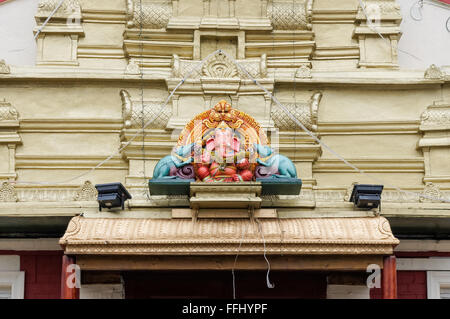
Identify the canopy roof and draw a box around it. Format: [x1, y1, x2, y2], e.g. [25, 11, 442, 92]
[60, 216, 399, 256]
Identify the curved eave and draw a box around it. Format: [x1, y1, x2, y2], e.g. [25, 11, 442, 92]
[60, 216, 399, 256]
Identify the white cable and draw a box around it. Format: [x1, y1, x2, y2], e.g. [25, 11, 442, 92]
[34, 0, 66, 40]
[10, 48, 450, 204]
[218, 49, 450, 204]
[359, 0, 425, 63]
[255, 218, 275, 289]
[231, 221, 249, 299]
[11, 49, 224, 186]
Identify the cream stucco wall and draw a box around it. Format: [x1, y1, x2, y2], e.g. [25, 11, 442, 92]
[0, 0, 448, 222]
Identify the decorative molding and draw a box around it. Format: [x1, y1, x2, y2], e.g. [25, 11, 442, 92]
[268, 0, 313, 30]
[0, 60, 10, 74]
[74, 181, 98, 201]
[295, 64, 312, 78]
[420, 102, 450, 128]
[126, 0, 172, 29]
[0, 100, 19, 121]
[171, 54, 267, 80]
[420, 182, 442, 203]
[19, 118, 123, 133]
[15, 155, 127, 169]
[120, 89, 171, 130]
[35, 0, 84, 66]
[424, 65, 444, 80]
[0, 182, 18, 202]
[271, 92, 322, 131]
[318, 121, 420, 135]
[36, 0, 81, 19]
[60, 216, 399, 255]
[125, 60, 141, 75]
[202, 53, 238, 78]
[313, 158, 424, 173]
[356, 0, 401, 20]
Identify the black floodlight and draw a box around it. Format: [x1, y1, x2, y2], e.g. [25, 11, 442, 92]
[349, 184, 383, 209]
[95, 182, 132, 211]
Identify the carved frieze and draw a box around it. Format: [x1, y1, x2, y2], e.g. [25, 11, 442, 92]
[171, 53, 268, 80]
[126, 0, 172, 29]
[120, 89, 172, 130]
[268, 0, 313, 30]
[271, 92, 322, 131]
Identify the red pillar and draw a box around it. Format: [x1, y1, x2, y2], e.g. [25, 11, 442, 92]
[60, 255, 80, 299]
[382, 255, 397, 299]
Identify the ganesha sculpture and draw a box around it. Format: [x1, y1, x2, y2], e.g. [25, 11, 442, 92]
[151, 100, 299, 184]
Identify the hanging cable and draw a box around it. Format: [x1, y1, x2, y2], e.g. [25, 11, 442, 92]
[10, 49, 450, 204]
[34, 0, 66, 40]
[359, 0, 425, 63]
[231, 221, 250, 299]
[11, 49, 224, 186]
[255, 218, 275, 289]
[217, 49, 450, 204]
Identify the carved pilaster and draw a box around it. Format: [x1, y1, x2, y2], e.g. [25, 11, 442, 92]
[354, 0, 402, 69]
[35, 0, 84, 66]
[418, 101, 450, 186]
[0, 99, 21, 181]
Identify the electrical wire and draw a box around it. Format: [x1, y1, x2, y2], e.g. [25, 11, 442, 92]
[34, 0, 66, 40]
[231, 220, 250, 299]
[255, 218, 275, 289]
[11, 47, 450, 204]
[358, 0, 425, 63]
[10, 49, 223, 186]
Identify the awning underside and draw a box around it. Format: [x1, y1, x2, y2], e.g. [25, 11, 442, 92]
[60, 216, 399, 256]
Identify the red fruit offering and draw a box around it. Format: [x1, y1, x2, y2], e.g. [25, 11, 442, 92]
[240, 169, 253, 181]
[236, 158, 250, 170]
[197, 166, 210, 179]
[224, 166, 237, 176]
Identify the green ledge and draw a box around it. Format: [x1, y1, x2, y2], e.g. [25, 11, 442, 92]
[148, 178, 302, 196]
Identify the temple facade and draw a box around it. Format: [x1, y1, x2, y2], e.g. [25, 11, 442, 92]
[0, 0, 449, 299]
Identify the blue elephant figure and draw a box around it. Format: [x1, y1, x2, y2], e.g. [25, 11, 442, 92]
[153, 142, 195, 179]
[254, 144, 297, 178]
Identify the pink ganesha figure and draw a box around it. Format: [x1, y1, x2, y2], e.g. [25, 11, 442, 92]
[198, 126, 253, 182]
[201, 127, 240, 164]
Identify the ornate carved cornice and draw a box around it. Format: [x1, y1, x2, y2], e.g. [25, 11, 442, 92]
[120, 89, 172, 130]
[420, 103, 450, 131]
[268, 0, 313, 30]
[60, 216, 399, 255]
[126, 0, 172, 29]
[270, 92, 322, 131]
[36, 0, 82, 20]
